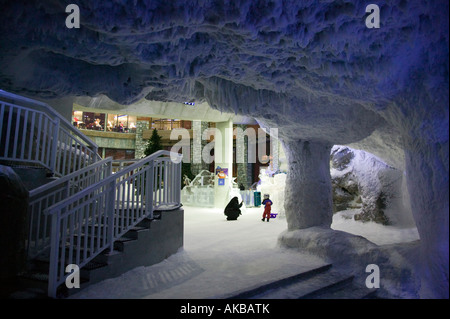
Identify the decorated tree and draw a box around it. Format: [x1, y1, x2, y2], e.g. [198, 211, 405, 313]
[144, 128, 163, 157]
[136, 129, 163, 196]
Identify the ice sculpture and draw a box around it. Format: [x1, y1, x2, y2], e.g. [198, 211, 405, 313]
[181, 170, 215, 207]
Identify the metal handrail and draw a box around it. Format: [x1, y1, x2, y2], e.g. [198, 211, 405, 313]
[0, 90, 97, 149]
[0, 90, 101, 175]
[29, 157, 113, 198]
[26, 157, 113, 259]
[45, 150, 182, 297]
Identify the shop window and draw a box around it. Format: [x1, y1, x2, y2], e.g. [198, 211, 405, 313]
[172, 120, 181, 129]
[72, 110, 83, 127]
[72, 111, 105, 130]
[151, 118, 190, 130]
[73, 110, 190, 134]
[128, 115, 137, 133]
[106, 114, 136, 133]
[181, 120, 192, 129]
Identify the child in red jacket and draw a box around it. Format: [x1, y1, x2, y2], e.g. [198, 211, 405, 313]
[261, 194, 273, 222]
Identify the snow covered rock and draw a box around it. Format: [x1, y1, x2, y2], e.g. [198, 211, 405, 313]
[330, 147, 361, 212]
[330, 145, 413, 226]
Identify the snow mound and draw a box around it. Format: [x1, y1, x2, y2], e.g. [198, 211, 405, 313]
[279, 226, 421, 298]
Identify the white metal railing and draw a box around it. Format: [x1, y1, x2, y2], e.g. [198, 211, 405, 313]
[0, 101, 58, 171]
[110, 158, 182, 208]
[153, 156, 182, 209]
[27, 157, 113, 259]
[0, 90, 100, 176]
[45, 150, 182, 297]
[54, 126, 100, 176]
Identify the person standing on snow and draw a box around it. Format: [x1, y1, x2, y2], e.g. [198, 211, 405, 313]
[261, 194, 273, 222]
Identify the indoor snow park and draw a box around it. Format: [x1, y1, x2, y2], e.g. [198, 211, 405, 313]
[0, 0, 448, 305]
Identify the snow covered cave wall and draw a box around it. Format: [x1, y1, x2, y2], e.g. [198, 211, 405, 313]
[0, 1, 448, 298]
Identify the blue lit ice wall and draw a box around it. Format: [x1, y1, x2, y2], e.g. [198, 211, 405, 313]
[0, 0, 448, 298]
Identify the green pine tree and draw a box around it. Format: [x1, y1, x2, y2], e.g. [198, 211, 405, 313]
[136, 129, 164, 197]
[144, 128, 163, 157]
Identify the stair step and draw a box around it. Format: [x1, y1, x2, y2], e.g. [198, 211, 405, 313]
[136, 217, 153, 228]
[14, 269, 88, 299]
[20, 270, 49, 283]
[35, 246, 96, 261]
[123, 226, 149, 239]
[26, 259, 107, 276]
[227, 264, 332, 299]
[296, 273, 355, 299]
[32, 229, 143, 265]
[114, 237, 136, 251]
[31, 257, 51, 272]
[15, 271, 50, 298]
[83, 260, 108, 271]
[227, 264, 374, 300]
[311, 282, 378, 299]
[85, 219, 152, 234]
[253, 270, 355, 299]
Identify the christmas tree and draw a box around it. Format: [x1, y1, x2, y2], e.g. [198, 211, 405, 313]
[144, 128, 163, 157]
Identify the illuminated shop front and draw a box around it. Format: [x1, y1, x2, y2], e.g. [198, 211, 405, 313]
[72, 110, 191, 133]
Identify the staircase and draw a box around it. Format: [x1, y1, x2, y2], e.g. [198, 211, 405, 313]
[14, 209, 183, 299]
[228, 264, 378, 299]
[15, 215, 144, 299]
[1, 90, 183, 298]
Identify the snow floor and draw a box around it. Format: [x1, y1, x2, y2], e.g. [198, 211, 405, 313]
[69, 206, 420, 299]
[331, 209, 420, 246]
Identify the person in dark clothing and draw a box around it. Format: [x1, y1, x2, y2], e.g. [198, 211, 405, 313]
[224, 196, 243, 221]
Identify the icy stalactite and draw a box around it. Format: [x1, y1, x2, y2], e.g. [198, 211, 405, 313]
[283, 140, 333, 230]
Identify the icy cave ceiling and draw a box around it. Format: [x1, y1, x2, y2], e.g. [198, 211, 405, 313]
[0, 1, 448, 150]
